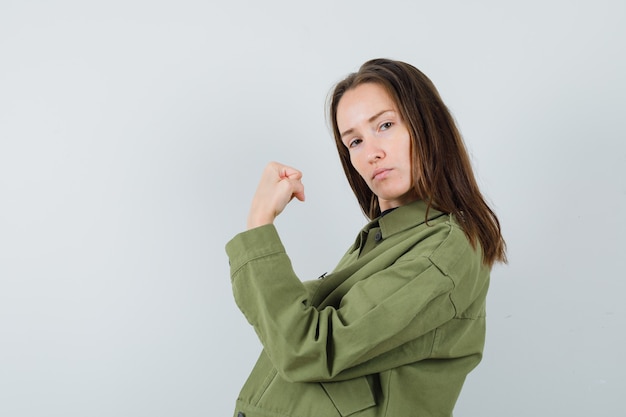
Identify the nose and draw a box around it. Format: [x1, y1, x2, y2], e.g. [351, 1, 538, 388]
[366, 140, 385, 163]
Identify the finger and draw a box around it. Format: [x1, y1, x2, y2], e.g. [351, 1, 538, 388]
[277, 177, 305, 204]
[278, 165, 302, 181]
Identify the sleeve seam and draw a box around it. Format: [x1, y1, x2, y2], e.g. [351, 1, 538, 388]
[231, 249, 285, 277]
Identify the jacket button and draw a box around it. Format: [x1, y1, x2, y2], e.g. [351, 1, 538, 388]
[374, 230, 382, 242]
[237, 413, 245, 417]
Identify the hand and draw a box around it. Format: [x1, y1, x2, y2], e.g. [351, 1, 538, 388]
[247, 162, 306, 229]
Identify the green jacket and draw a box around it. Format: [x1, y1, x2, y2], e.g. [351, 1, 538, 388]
[225, 200, 490, 417]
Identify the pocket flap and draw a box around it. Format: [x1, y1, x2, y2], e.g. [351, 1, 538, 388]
[321, 377, 376, 416]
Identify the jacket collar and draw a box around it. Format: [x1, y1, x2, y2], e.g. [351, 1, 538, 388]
[351, 200, 446, 251]
[378, 200, 446, 239]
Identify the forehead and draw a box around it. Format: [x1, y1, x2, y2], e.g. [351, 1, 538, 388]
[336, 83, 397, 127]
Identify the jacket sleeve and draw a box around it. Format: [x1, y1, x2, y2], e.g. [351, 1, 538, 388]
[225, 223, 485, 383]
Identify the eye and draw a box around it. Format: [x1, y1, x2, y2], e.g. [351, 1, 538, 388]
[348, 138, 362, 148]
[380, 122, 393, 131]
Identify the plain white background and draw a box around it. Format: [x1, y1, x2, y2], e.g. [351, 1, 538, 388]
[1, 1, 625, 416]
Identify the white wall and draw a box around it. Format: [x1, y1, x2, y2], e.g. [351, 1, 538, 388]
[1, 1, 624, 416]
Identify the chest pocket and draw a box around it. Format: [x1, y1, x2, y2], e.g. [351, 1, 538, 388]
[321, 377, 376, 416]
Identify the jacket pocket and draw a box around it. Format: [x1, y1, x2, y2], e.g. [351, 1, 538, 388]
[321, 377, 376, 416]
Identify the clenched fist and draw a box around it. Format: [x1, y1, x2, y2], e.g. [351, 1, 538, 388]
[247, 162, 306, 229]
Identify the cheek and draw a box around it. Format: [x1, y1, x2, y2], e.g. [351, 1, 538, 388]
[402, 136, 413, 169]
[349, 153, 367, 177]
[347, 150, 358, 167]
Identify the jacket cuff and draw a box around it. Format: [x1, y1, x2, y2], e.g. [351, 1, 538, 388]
[225, 224, 286, 275]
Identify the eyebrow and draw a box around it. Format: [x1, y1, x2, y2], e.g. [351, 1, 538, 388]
[340, 109, 395, 139]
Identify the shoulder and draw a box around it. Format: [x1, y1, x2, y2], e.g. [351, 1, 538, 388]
[397, 214, 484, 281]
[427, 216, 482, 272]
[424, 216, 490, 315]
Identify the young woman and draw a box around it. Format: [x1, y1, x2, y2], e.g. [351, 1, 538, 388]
[225, 58, 507, 417]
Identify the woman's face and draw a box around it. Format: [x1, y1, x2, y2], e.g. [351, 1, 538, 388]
[336, 83, 418, 211]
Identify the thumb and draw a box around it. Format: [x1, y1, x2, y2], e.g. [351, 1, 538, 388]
[290, 179, 306, 202]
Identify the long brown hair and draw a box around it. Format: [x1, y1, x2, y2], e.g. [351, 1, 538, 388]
[329, 58, 507, 266]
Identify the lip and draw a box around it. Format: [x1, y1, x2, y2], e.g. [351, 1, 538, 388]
[372, 168, 391, 180]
